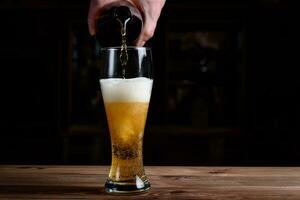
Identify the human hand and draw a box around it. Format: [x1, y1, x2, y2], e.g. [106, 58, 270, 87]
[88, 0, 165, 46]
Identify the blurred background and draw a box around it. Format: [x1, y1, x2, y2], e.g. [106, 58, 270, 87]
[0, 0, 296, 166]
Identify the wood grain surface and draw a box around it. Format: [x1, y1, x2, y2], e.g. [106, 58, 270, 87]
[0, 165, 300, 199]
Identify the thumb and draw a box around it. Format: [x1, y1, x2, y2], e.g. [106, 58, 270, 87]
[88, 2, 101, 36]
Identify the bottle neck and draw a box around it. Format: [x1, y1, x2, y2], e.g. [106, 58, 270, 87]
[95, 2, 143, 47]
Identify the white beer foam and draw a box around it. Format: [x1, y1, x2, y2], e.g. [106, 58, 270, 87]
[100, 77, 153, 102]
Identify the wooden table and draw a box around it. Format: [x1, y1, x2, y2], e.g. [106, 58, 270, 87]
[0, 166, 300, 199]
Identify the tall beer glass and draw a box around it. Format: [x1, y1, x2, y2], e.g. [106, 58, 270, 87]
[99, 47, 153, 194]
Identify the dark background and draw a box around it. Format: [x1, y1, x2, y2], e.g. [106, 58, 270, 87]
[0, 0, 296, 166]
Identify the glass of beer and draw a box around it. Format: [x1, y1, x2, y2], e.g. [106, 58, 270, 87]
[99, 47, 153, 194]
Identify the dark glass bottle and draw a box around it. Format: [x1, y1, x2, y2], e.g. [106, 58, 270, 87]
[95, 3, 143, 47]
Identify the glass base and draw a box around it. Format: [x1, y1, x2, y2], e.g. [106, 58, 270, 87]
[105, 178, 150, 194]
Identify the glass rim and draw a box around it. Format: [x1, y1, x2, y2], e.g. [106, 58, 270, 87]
[99, 46, 151, 51]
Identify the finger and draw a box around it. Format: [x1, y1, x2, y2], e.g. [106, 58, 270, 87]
[88, 3, 102, 36]
[135, 21, 156, 46]
[135, 40, 146, 47]
[88, 18, 96, 36]
[88, 3, 96, 36]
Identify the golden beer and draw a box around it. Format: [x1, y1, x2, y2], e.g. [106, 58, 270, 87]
[100, 77, 152, 193]
[105, 102, 148, 181]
